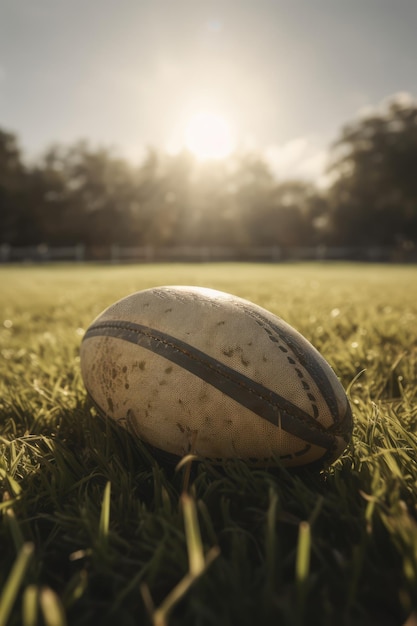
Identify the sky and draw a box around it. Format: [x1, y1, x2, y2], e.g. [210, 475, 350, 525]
[1, 0, 416, 182]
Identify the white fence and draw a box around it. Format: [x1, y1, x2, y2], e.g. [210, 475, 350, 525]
[0, 243, 414, 263]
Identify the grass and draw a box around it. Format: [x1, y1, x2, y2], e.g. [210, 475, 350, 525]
[0, 262, 417, 626]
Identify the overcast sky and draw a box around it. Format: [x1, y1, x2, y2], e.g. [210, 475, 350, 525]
[1, 0, 416, 181]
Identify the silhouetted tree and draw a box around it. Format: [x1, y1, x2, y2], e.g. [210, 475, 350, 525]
[145, 151, 195, 245]
[183, 157, 247, 246]
[58, 142, 140, 246]
[231, 154, 277, 246]
[0, 129, 27, 242]
[269, 181, 319, 247]
[19, 145, 73, 245]
[326, 96, 417, 247]
[232, 155, 320, 248]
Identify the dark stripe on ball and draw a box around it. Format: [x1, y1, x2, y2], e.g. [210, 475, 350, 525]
[83, 320, 335, 450]
[236, 304, 341, 424]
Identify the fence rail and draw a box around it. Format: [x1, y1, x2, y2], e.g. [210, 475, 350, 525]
[0, 243, 415, 263]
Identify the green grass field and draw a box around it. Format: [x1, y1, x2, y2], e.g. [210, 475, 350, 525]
[1, 263, 417, 626]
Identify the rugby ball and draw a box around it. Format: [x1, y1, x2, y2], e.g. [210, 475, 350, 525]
[80, 286, 352, 468]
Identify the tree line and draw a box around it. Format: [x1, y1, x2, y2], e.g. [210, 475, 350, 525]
[1, 96, 416, 253]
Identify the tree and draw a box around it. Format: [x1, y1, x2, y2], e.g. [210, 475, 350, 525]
[19, 144, 72, 245]
[23, 141, 148, 247]
[326, 96, 417, 247]
[231, 154, 321, 248]
[141, 150, 195, 246]
[0, 129, 331, 251]
[0, 128, 26, 243]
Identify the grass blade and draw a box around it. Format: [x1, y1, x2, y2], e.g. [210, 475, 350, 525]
[98, 481, 111, 544]
[0, 542, 34, 626]
[6, 508, 25, 552]
[148, 494, 220, 626]
[296, 520, 311, 621]
[22, 585, 39, 626]
[265, 489, 279, 590]
[182, 493, 204, 576]
[296, 521, 311, 585]
[39, 587, 67, 626]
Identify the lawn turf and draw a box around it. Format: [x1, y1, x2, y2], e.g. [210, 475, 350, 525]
[0, 262, 417, 626]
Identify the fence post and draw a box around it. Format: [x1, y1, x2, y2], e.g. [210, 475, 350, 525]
[272, 246, 281, 262]
[145, 245, 154, 262]
[0, 244, 11, 262]
[111, 244, 120, 264]
[75, 244, 85, 262]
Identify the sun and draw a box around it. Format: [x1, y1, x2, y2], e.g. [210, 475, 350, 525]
[185, 111, 234, 160]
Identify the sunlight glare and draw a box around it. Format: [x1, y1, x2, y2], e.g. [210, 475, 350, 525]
[185, 112, 234, 160]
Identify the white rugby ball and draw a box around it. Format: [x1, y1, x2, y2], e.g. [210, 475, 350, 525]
[80, 286, 352, 468]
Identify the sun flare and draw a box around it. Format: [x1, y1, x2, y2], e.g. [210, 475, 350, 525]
[185, 111, 234, 160]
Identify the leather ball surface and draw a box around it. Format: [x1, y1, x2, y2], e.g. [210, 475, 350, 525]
[80, 286, 353, 467]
